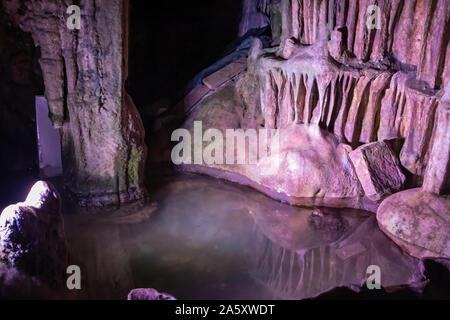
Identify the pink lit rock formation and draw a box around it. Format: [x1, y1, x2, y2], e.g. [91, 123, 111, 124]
[178, 0, 449, 215]
[2, 0, 147, 206]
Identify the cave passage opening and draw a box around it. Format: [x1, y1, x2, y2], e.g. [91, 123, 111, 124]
[126, 0, 243, 182]
[0, 11, 48, 209]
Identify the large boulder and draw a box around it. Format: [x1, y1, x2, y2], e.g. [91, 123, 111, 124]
[377, 189, 450, 259]
[0, 181, 69, 288]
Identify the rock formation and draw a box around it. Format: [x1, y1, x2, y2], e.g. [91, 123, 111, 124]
[175, 0, 449, 259]
[2, 0, 147, 206]
[127, 288, 176, 300]
[177, 0, 449, 211]
[0, 181, 69, 289]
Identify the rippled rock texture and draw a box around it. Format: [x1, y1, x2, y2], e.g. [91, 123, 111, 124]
[2, 0, 147, 206]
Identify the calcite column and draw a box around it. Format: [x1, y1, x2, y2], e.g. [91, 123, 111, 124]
[3, 0, 147, 206]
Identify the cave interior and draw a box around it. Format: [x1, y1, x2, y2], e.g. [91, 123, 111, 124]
[0, 0, 448, 300]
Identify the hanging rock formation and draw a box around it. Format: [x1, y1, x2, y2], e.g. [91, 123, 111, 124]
[2, 0, 147, 206]
[178, 0, 449, 215]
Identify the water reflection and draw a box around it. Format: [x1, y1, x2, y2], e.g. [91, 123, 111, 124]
[64, 174, 418, 300]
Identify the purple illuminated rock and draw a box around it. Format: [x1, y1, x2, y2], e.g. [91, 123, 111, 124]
[127, 288, 176, 300]
[0, 181, 69, 288]
[377, 189, 450, 259]
[349, 141, 406, 201]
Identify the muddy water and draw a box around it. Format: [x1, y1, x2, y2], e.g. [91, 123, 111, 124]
[64, 174, 418, 300]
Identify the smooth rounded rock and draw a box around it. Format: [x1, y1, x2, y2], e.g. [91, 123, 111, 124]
[377, 189, 450, 259]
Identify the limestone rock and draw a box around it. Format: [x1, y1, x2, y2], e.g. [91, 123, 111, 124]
[277, 37, 300, 59]
[127, 288, 176, 300]
[0, 181, 69, 288]
[177, 0, 448, 210]
[377, 189, 450, 259]
[179, 83, 368, 210]
[3, 0, 148, 206]
[349, 141, 406, 201]
[271, 0, 449, 90]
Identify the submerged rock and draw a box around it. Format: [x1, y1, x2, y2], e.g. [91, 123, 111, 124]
[377, 189, 450, 259]
[0, 181, 69, 288]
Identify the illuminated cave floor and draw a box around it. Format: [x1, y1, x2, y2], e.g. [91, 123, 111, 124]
[64, 174, 419, 300]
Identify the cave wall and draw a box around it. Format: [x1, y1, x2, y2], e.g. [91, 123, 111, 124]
[178, 0, 448, 210]
[2, 0, 147, 206]
[255, 0, 449, 191]
[271, 0, 449, 90]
